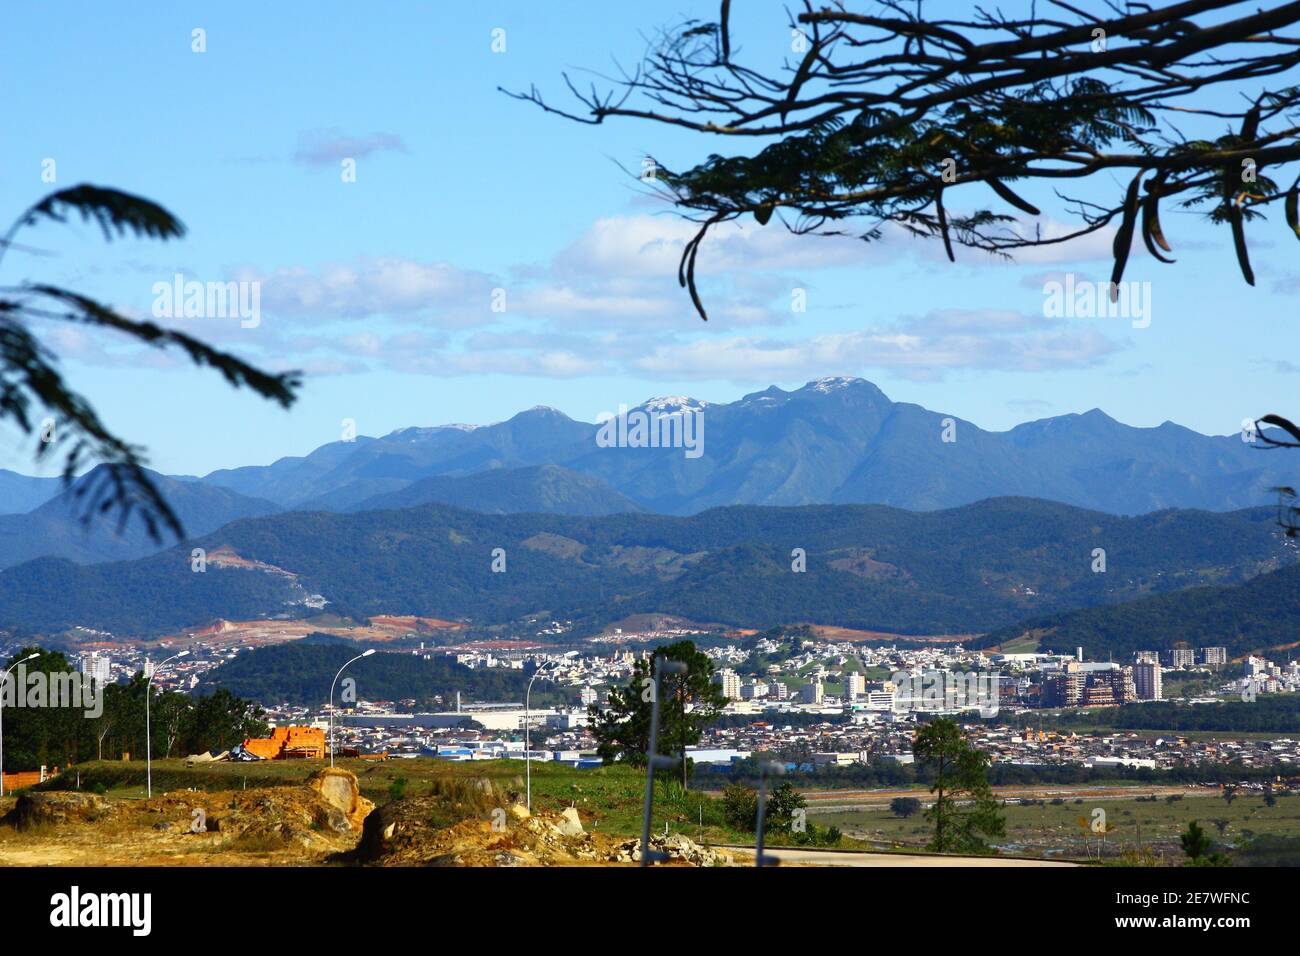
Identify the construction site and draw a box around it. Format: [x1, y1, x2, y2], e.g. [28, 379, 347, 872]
[0, 757, 745, 868]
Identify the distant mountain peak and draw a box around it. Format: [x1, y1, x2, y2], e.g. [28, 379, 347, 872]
[638, 395, 709, 413]
[516, 405, 573, 419]
[387, 426, 460, 441]
[805, 375, 868, 393]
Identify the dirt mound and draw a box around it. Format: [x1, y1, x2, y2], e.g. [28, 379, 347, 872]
[134, 784, 368, 853]
[357, 796, 617, 866]
[6, 791, 113, 830]
[0, 778, 371, 861]
[356, 787, 734, 867]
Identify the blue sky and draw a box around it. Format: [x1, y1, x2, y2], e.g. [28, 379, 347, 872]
[2, 1, 1295, 476]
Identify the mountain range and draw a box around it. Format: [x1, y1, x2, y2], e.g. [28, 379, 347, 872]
[0, 467, 278, 571]
[1, 496, 1290, 644]
[0, 378, 1294, 572]
[198, 377, 1295, 517]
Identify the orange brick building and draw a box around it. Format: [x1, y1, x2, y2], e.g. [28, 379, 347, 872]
[241, 726, 326, 760]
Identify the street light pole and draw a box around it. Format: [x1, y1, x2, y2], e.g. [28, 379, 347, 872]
[525, 659, 560, 812]
[329, 650, 375, 767]
[0, 653, 39, 798]
[146, 651, 189, 799]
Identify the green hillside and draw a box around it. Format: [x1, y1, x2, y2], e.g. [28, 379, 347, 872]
[981, 560, 1300, 659]
[0, 498, 1289, 640]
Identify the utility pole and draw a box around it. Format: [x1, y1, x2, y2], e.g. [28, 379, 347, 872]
[755, 761, 785, 868]
[639, 657, 686, 867]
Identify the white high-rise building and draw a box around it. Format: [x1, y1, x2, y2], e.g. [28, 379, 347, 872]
[78, 651, 111, 686]
[713, 668, 742, 701]
[844, 672, 866, 701]
[1201, 646, 1228, 666]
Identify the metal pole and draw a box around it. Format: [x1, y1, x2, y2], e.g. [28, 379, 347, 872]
[526, 672, 536, 811]
[639, 657, 686, 867]
[146, 651, 188, 798]
[329, 650, 374, 768]
[526, 658, 558, 812]
[756, 761, 785, 867]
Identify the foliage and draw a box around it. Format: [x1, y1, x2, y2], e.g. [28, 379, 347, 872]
[981, 563, 1300, 661]
[890, 796, 922, 818]
[1014, 694, 1300, 734]
[1180, 819, 1231, 866]
[0, 647, 265, 770]
[0, 185, 298, 539]
[913, 718, 1006, 854]
[517, 4, 1300, 320]
[587, 640, 726, 788]
[196, 640, 562, 709]
[0, 498, 1286, 640]
[721, 782, 760, 831]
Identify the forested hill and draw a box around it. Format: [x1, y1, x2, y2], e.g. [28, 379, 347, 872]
[0, 497, 1289, 640]
[979, 560, 1300, 661]
[195, 641, 553, 709]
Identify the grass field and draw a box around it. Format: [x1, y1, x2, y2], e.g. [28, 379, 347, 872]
[33, 758, 1300, 864]
[809, 788, 1300, 860]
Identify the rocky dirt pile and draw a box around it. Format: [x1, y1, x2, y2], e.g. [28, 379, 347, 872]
[609, 832, 731, 866]
[135, 768, 373, 852]
[5, 791, 115, 830]
[1, 768, 373, 860]
[355, 776, 733, 867]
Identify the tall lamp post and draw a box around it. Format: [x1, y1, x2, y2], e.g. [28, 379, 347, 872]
[0, 652, 39, 798]
[146, 650, 189, 798]
[525, 658, 561, 812]
[329, 649, 375, 767]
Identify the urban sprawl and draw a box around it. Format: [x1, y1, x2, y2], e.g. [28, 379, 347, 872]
[46, 629, 1300, 774]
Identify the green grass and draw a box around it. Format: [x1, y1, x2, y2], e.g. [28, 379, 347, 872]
[996, 633, 1041, 654]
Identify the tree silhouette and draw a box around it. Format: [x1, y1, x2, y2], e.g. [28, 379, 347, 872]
[0, 185, 299, 539]
[514, 1, 1300, 319]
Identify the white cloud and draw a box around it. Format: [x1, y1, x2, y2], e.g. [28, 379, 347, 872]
[231, 257, 497, 325]
[292, 128, 408, 166]
[626, 320, 1122, 384]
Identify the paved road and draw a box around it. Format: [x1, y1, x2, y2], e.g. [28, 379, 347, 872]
[802, 783, 1202, 812]
[721, 846, 1078, 867]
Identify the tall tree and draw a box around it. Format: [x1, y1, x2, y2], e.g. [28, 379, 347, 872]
[179, 689, 268, 755]
[588, 640, 728, 789]
[1, 647, 88, 772]
[516, 2, 1300, 319]
[913, 717, 1006, 854]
